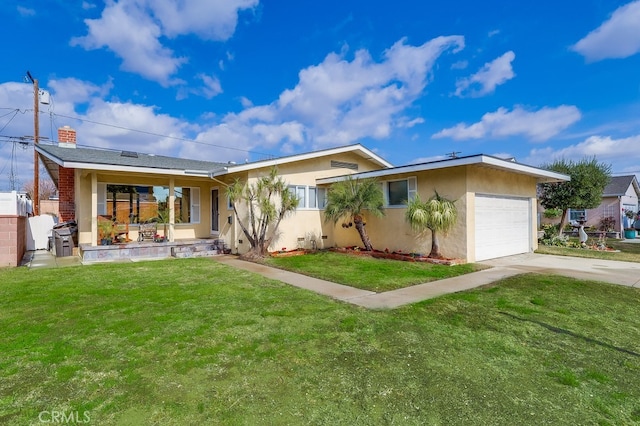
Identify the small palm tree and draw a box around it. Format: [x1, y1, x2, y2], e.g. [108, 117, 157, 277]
[324, 177, 384, 251]
[405, 191, 457, 258]
[227, 167, 299, 258]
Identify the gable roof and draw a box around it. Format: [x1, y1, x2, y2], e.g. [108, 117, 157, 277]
[603, 175, 640, 197]
[317, 154, 570, 184]
[36, 143, 392, 184]
[211, 144, 392, 176]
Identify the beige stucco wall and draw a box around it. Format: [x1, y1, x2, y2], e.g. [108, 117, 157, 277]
[220, 151, 381, 253]
[333, 165, 538, 262]
[333, 166, 469, 258]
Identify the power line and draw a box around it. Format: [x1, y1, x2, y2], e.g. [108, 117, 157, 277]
[52, 112, 276, 159]
[0, 109, 19, 134]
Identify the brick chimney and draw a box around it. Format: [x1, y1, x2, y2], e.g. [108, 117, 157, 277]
[58, 125, 77, 148]
[57, 125, 76, 222]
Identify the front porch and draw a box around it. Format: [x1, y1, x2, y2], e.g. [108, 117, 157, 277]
[79, 238, 230, 263]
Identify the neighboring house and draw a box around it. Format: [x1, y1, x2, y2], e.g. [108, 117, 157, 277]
[565, 175, 640, 233]
[36, 126, 568, 263]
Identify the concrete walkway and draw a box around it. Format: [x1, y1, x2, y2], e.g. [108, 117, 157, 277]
[22, 250, 640, 309]
[214, 253, 640, 309]
[21, 250, 83, 269]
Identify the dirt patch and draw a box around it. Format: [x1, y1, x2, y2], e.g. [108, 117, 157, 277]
[329, 247, 464, 266]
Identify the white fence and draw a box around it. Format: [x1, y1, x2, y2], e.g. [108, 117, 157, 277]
[27, 215, 57, 250]
[0, 191, 32, 217]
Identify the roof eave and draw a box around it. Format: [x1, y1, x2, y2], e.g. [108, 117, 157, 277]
[213, 144, 393, 176]
[317, 154, 570, 184]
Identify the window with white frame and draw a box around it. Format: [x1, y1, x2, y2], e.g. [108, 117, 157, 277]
[569, 208, 586, 222]
[382, 177, 417, 206]
[288, 185, 326, 209]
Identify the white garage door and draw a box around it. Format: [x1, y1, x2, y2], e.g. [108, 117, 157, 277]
[475, 195, 531, 261]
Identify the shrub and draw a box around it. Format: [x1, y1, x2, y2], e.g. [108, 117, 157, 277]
[543, 208, 562, 219]
[540, 223, 559, 240]
[599, 216, 616, 232]
[541, 234, 570, 247]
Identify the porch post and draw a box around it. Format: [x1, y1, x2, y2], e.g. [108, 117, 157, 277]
[91, 172, 98, 246]
[169, 178, 175, 242]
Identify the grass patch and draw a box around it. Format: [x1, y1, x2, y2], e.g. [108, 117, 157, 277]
[0, 259, 639, 425]
[536, 239, 640, 262]
[263, 250, 482, 292]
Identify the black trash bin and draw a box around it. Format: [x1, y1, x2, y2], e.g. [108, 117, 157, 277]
[54, 227, 74, 257]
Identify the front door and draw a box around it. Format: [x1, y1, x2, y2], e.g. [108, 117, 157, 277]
[211, 189, 219, 234]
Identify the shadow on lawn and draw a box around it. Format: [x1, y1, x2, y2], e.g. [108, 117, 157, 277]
[499, 311, 640, 358]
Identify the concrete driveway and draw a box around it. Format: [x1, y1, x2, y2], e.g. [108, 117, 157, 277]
[481, 253, 640, 288]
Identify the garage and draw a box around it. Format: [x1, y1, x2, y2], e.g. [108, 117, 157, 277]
[474, 194, 532, 261]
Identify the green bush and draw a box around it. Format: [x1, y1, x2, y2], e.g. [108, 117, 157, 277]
[543, 208, 562, 219]
[540, 223, 559, 240]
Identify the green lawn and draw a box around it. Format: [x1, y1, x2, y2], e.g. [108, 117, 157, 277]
[1, 258, 639, 425]
[264, 250, 482, 292]
[537, 239, 640, 262]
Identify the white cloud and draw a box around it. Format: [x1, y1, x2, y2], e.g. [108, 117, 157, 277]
[175, 74, 223, 100]
[239, 96, 253, 108]
[186, 36, 465, 158]
[48, 78, 110, 105]
[450, 60, 468, 70]
[71, 1, 185, 86]
[252, 122, 305, 153]
[17, 6, 35, 16]
[454, 51, 515, 97]
[398, 117, 425, 128]
[0, 36, 466, 186]
[432, 105, 581, 141]
[271, 36, 464, 147]
[197, 74, 223, 99]
[150, 0, 258, 40]
[527, 134, 640, 166]
[71, 0, 257, 85]
[572, 0, 640, 61]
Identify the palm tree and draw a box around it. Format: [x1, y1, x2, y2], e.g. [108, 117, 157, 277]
[227, 167, 299, 258]
[405, 191, 457, 258]
[324, 177, 384, 251]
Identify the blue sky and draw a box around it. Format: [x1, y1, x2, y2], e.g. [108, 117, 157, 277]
[1, 0, 640, 191]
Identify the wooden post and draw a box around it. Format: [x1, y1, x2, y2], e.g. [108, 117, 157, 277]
[33, 78, 39, 216]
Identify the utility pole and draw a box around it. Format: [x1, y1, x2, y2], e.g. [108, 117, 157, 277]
[27, 71, 39, 215]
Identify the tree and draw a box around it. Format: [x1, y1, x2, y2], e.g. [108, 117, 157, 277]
[404, 191, 458, 258]
[324, 177, 384, 251]
[22, 178, 57, 201]
[227, 167, 299, 258]
[538, 157, 611, 235]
